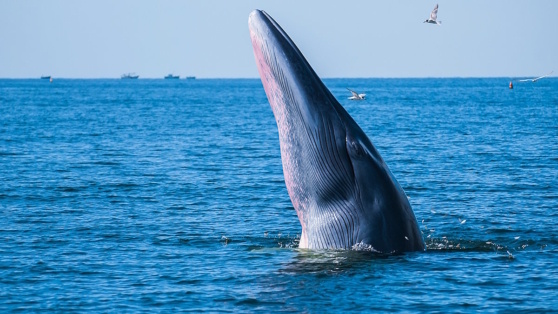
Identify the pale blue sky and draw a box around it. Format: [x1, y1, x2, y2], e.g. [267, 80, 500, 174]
[1, 1, 557, 78]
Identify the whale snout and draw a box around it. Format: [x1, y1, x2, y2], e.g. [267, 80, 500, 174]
[248, 9, 265, 25]
[248, 10, 272, 39]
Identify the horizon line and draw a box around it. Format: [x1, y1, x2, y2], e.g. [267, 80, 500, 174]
[1, 75, 555, 80]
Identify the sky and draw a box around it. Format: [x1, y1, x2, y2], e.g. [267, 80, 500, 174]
[1, 1, 557, 79]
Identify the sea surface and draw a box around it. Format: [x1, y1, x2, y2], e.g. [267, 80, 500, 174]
[1, 78, 557, 312]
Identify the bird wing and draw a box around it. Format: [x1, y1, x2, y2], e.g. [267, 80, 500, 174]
[533, 71, 554, 81]
[347, 88, 359, 98]
[519, 71, 554, 82]
[430, 4, 439, 21]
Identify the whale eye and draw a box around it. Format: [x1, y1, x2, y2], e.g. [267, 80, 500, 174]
[349, 140, 365, 157]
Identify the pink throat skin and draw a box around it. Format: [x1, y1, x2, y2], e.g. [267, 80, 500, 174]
[249, 24, 309, 247]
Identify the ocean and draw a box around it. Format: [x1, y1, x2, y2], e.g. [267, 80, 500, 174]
[1, 78, 557, 312]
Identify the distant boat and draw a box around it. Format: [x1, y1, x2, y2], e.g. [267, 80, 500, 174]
[164, 74, 180, 79]
[40, 76, 51, 80]
[185, 76, 196, 80]
[121, 73, 139, 79]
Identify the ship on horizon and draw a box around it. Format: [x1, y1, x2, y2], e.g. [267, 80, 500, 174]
[121, 73, 139, 79]
[164, 74, 180, 79]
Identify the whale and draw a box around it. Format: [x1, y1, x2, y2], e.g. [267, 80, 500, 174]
[248, 10, 425, 253]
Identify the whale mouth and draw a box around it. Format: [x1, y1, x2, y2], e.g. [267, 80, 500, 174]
[249, 10, 359, 250]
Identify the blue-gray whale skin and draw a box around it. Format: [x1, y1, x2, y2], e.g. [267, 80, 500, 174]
[249, 10, 425, 253]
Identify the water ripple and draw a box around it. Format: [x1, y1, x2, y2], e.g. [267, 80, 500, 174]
[0, 78, 557, 312]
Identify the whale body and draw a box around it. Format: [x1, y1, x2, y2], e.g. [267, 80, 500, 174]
[249, 10, 425, 253]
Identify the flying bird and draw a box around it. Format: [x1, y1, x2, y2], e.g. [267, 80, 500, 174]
[424, 4, 442, 25]
[518, 71, 554, 82]
[347, 88, 366, 100]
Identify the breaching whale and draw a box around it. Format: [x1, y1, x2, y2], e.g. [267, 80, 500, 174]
[249, 10, 425, 253]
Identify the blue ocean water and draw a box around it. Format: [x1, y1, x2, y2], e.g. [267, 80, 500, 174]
[1, 78, 557, 312]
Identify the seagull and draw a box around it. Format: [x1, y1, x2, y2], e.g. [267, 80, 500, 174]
[424, 4, 442, 25]
[518, 71, 554, 82]
[347, 88, 366, 100]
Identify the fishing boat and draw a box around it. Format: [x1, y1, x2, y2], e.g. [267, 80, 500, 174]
[121, 73, 139, 79]
[40, 76, 51, 80]
[164, 74, 180, 79]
